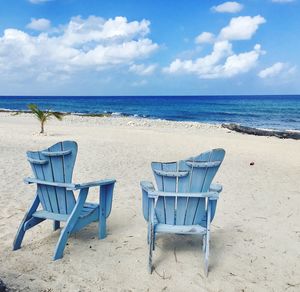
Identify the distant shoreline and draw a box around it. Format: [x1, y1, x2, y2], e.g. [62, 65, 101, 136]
[1, 110, 299, 140]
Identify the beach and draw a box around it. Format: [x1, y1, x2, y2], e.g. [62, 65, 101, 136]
[0, 112, 299, 291]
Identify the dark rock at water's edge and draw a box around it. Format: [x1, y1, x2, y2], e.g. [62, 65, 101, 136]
[0, 279, 8, 292]
[222, 123, 300, 140]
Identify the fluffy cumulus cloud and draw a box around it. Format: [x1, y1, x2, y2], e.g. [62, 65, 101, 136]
[164, 41, 232, 75]
[0, 16, 158, 80]
[164, 41, 263, 79]
[195, 32, 215, 44]
[258, 62, 296, 78]
[212, 2, 244, 13]
[165, 15, 266, 79]
[60, 16, 151, 46]
[27, 18, 51, 31]
[219, 15, 266, 41]
[222, 44, 263, 77]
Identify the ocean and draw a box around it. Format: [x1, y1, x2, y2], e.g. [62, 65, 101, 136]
[0, 95, 299, 130]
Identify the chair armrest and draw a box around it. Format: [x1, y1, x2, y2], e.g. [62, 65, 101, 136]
[68, 179, 116, 190]
[24, 177, 76, 189]
[209, 183, 222, 193]
[24, 177, 116, 191]
[148, 190, 219, 200]
[140, 181, 155, 192]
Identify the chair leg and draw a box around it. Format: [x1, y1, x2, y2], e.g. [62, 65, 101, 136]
[99, 186, 107, 239]
[204, 200, 212, 276]
[202, 234, 206, 252]
[13, 218, 28, 251]
[204, 231, 210, 277]
[53, 225, 71, 260]
[53, 221, 60, 231]
[148, 240, 153, 274]
[98, 201, 107, 239]
[148, 224, 154, 274]
[99, 215, 106, 239]
[13, 195, 40, 251]
[53, 187, 89, 260]
[152, 230, 156, 251]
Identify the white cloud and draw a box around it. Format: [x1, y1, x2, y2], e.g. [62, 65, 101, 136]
[167, 14, 266, 79]
[0, 16, 158, 81]
[272, 0, 295, 3]
[258, 62, 296, 78]
[27, 18, 51, 31]
[212, 2, 244, 13]
[29, 0, 52, 4]
[258, 62, 285, 78]
[60, 16, 150, 46]
[163, 41, 232, 75]
[221, 44, 263, 77]
[219, 15, 266, 41]
[194, 15, 265, 53]
[195, 32, 215, 44]
[163, 42, 263, 79]
[129, 63, 157, 75]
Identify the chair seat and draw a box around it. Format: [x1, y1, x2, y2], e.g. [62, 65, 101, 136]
[32, 202, 99, 221]
[155, 223, 206, 235]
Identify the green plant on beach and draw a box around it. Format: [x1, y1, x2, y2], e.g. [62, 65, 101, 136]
[27, 103, 63, 134]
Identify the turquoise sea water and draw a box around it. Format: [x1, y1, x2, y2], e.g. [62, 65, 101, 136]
[0, 95, 299, 130]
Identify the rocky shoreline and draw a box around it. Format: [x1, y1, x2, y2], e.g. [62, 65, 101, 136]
[222, 123, 300, 140]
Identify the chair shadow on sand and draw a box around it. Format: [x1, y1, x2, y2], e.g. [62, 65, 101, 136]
[150, 229, 227, 273]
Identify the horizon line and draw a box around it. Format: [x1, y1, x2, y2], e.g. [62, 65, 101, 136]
[0, 94, 300, 98]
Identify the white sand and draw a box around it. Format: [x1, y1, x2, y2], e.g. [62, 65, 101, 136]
[0, 112, 299, 292]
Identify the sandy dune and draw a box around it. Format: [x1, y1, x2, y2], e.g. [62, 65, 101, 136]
[0, 112, 299, 292]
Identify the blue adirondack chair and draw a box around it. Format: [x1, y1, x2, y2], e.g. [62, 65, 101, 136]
[13, 141, 116, 260]
[141, 148, 225, 276]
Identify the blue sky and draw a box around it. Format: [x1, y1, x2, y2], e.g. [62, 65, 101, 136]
[0, 0, 299, 95]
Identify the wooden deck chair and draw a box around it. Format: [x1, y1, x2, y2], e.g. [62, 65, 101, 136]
[141, 148, 225, 276]
[13, 141, 116, 260]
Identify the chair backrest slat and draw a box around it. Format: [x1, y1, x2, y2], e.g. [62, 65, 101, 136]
[162, 162, 177, 225]
[28, 151, 49, 211]
[61, 141, 77, 213]
[39, 149, 60, 213]
[48, 142, 67, 214]
[151, 162, 166, 223]
[176, 160, 191, 225]
[27, 141, 77, 215]
[184, 151, 211, 225]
